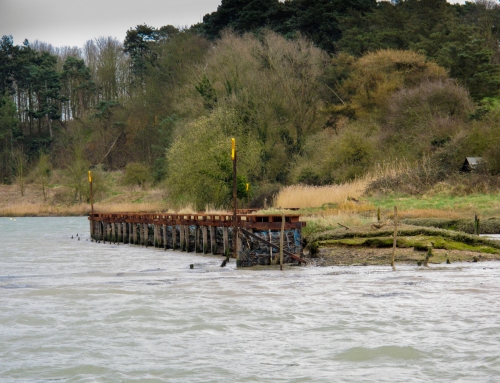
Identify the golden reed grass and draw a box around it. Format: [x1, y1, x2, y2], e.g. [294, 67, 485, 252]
[274, 179, 369, 209]
[274, 158, 426, 210]
[0, 202, 168, 217]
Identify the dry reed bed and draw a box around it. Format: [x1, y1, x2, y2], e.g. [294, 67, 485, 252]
[274, 180, 369, 209]
[0, 202, 167, 217]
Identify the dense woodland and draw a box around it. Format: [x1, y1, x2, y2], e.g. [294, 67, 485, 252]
[2, 0, 500, 209]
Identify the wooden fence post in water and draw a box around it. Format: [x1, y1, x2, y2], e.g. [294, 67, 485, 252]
[391, 206, 398, 271]
[475, 214, 480, 236]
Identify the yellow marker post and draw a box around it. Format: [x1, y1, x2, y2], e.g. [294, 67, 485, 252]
[245, 183, 249, 207]
[231, 138, 236, 161]
[231, 138, 238, 265]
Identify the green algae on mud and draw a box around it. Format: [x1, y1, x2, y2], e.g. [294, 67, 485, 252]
[305, 223, 500, 266]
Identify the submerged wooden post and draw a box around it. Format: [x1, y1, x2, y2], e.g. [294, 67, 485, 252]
[132, 223, 137, 244]
[392, 206, 398, 271]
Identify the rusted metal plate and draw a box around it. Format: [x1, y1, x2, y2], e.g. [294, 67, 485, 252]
[89, 212, 305, 230]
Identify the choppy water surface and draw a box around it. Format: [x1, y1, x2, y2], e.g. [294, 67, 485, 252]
[1, 217, 500, 382]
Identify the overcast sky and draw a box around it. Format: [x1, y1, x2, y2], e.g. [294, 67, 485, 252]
[0, 0, 222, 48]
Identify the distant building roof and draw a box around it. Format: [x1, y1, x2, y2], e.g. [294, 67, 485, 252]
[461, 157, 483, 171]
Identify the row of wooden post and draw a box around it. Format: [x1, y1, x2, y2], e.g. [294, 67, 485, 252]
[91, 221, 238, 256]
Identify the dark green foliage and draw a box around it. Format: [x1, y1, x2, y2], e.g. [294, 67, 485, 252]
[61, 57, 95, 119]
[124, 24, 180, 77]
[248, 183, 281, 208]
[336, 0, 500, 100]
[202, 0, 281, 39]
[0, 36, 16, 95]
[202, 0, 377, 53]
[152, 156, 167, 184]
[123, 162, 152, 188]
[0, 95, 18, 182]
[195, 75, 217, 109]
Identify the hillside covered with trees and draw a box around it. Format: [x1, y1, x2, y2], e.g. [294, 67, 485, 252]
[1, 0, 500, 210]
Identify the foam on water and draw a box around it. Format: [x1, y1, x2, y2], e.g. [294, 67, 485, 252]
[1, 217, 500, 382]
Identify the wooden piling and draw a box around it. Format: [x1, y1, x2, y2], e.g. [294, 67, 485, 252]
[223, 227, 229, 256]
[143, 224, 148, 247]
[202, 226, 208, 254]
[269, 230, 273, 263]
[280, 212, 285, 270]
[195, 226, 200, 253]
[172, 225, 178, 250]
[185, 225, 190, 252]
[180, 225, 185, 251]
[103, 223, 107, 243]
[117, 222, 122, 243]
[163, 225, 167, 250]
[210, 227, 216, 255]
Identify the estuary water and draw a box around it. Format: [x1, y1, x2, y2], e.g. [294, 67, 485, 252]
[1, 217, 500, 382]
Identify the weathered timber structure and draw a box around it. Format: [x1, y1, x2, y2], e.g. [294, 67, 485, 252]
[89, 212, 307, 267]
